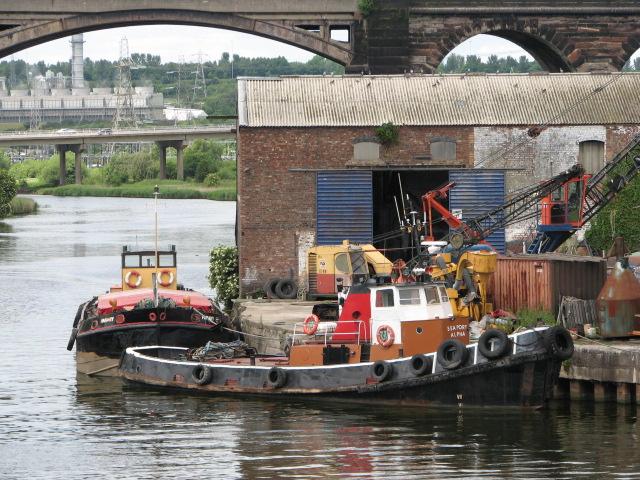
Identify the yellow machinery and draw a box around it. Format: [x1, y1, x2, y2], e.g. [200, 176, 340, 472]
[307, 240, 393, 298]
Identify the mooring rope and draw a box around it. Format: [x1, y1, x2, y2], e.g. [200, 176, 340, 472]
[572, 332, 630, 352]
[222, 326, 282, 341]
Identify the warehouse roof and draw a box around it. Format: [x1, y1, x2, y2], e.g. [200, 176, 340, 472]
[238, 73, 640, 127]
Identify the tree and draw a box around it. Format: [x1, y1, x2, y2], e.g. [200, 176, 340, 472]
[0, 170, 17, 217]
[0, 151, 10, 171]
[183, 139, 224, 180]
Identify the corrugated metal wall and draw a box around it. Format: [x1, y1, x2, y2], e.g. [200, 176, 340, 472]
[448, 170, 506, 253]
[316, 171, 373, 245]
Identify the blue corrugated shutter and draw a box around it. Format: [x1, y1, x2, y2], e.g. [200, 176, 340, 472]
[316, 171, 372, 245]
[448, 170, 506, 253]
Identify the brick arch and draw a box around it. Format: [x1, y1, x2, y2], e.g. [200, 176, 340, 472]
[0, 9, 352, 65]
[431, 21, 576, 73]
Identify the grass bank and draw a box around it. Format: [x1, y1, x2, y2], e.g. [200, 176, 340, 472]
[8, 197, 38, 216]
[35, 180, 236, 201]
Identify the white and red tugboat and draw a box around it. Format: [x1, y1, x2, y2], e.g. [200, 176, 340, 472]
[120, 278, 573, 407]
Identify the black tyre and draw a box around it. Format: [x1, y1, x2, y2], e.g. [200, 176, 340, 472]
[192, 365, 213, 385]
[264, 278, 279, 299]
[275, 279, 298, 299]
[544, 326, 574, 360]
[437, 339, 469, 370]
[409, 354, 432, 376]
[267, 367, 287, 388]
[371, 360, 393, 382]
[478, 329, 511, 359]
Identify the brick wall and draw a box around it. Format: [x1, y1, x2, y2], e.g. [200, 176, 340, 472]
[238, 125, 473, 293]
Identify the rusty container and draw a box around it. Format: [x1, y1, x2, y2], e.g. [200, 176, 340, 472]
[596, 262, 640, 338]
[490, 254, 607, 315]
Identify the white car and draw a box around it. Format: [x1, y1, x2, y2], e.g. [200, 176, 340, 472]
[56, 128, 78, 134]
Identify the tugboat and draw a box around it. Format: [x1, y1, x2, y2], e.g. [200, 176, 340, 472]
[119, 277, 574, 407]
[69, 186, 232, 377]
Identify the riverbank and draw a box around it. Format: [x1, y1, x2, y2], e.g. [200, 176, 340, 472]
[33, 179, 236, 201]
[6, 196, 38, 216]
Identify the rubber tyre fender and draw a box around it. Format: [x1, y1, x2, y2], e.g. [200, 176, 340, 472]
[192, 365, 213, 385]
[267, 366, 287, 388]
[436, 339, 469, 370]
[275, 279, 298, 299]
[544, 326, 574, 361]
[264, 278, 280, 299]
[371, 360, 393, 382]
[477, 329, 511, 359]
[66, 327, 78, 351]
[409, 354, 433, 376]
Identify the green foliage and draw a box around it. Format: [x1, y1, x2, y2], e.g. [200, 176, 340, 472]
[8, 197, 38, 216]
[38, 154, 84, 186]
[437, 53, 542, 74]
[0, 151, 10, 171]
[204, 172, 220, 187]
[586, 174, 640, 253]
[9, 158, 46, 181]
[358, 0, 376, 16]
[208, 246, 239, 311]
[375, 122, 400, 146]
[515, 309, 556, 328]
[183, 139, 224, 181]
[103, 155, 130, 186]
[0, 169, 17, 217]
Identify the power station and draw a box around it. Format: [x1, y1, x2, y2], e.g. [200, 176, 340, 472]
[0, 33, 164, 124]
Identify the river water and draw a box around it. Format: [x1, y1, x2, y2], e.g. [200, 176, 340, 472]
[0, 196, 638, 479]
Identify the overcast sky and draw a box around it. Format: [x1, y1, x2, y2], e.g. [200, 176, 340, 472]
[9, 25, 534, 64]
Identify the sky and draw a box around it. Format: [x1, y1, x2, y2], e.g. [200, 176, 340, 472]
[9, 25, 534, 64]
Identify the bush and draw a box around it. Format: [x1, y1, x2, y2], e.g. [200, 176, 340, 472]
[358, 0, 376, 16]
[0, 151, 10, 171]
[128, 152, 159, 182]
[204, 172, 220, 186]
[183, 139, 224, 180]
[375, 121, 400, 146]
[217, 161, 237, 181]
[0, 170, 17, 217]
[208, 246, 239, 311]
[9, 158, 46, 181]
[8, 197, 38, 216]
[39, 154, 81, 186]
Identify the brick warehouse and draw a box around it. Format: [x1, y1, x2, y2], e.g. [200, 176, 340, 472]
[236, 73, 640, 295]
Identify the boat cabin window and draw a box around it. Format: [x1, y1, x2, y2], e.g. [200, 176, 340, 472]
[335, 253, 350, 274]
[399, 288, 421, 305]
[424, 286, 439, 305]
[438, 287, 449, 302]
[375, 289, 395, 307]
[141, 255, 156, 267]
[158, 254, 175, 268]
[124, 255, 140, 267]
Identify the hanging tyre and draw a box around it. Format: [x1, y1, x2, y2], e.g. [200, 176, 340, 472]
[275, 279, 298, 299]
[544, 326, 574, 360]
[267, 367, 287, 388]
[264, 278, 279, 299]
[192, 365, 213, 385]
[478, 329, 511, 359]
[437, 339, 469, 370]
[371, 360, 393, 382]
[409, 354, 432, 376]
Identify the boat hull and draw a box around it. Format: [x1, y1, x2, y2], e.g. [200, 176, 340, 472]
[119, 328, 564, 408]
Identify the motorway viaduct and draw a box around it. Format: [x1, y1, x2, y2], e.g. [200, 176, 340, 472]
[1, 1, 640, 73]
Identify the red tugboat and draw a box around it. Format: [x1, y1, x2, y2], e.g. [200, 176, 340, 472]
[119, 277, 573, 407]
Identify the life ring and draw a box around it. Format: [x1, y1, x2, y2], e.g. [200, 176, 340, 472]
[478, 329, 511, 359]
[158, 270, 174, 287]
[148, 312, 157, 322]
[90, 319, 99, 330]
[303, 314, 320, 335]
[191, 312, 202, 322]
[159, 312, 167, 321]
[125, 270, 142, 289]
[436, 339, 469, 370]
[115, 314, 125, 324]
[376, 325, 395, 348]
[544, 326, 574, 360]
[267, 367, 287, 388]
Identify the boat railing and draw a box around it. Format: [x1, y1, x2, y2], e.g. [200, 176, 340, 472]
[291, 320, 365, 346]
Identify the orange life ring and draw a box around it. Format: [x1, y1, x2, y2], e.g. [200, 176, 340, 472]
[158, 270, 174, 287]
[376, 325, 395, 348]
[303, 314, 320, 335]
[125, 270, 142, 288]
[115, 314, 125, 324]
[159, 312, 167, 321]
[148, 312, 157, 322]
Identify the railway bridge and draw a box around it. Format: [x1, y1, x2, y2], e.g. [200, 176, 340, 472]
[0, 1, 639, 73]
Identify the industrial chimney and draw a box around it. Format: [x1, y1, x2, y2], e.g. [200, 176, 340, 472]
[70, 34, 85, 89]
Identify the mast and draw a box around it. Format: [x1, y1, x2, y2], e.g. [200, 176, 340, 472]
[153, 184, 159, 306]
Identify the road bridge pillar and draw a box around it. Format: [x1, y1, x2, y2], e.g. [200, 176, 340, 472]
[69, 145, 86, 184]
[56, 145, 67, 186]
[158, 144, 167, 180]
[176, 143, 185, 181]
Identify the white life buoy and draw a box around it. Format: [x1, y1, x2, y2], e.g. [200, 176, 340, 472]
[125, 270, 143, 288]
[158, 270, 175, 287]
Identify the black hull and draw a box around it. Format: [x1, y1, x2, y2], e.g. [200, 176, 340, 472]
[120, 328, 567, 408]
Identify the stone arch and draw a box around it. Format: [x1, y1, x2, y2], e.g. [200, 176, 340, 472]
[0, 10, 353, 65]
[432, 21, 575, 73]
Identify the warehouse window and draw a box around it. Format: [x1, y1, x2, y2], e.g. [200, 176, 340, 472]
[578, 140, 604, 174]
[353, 137, 380, 163]
[430, 137, 457, 161]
